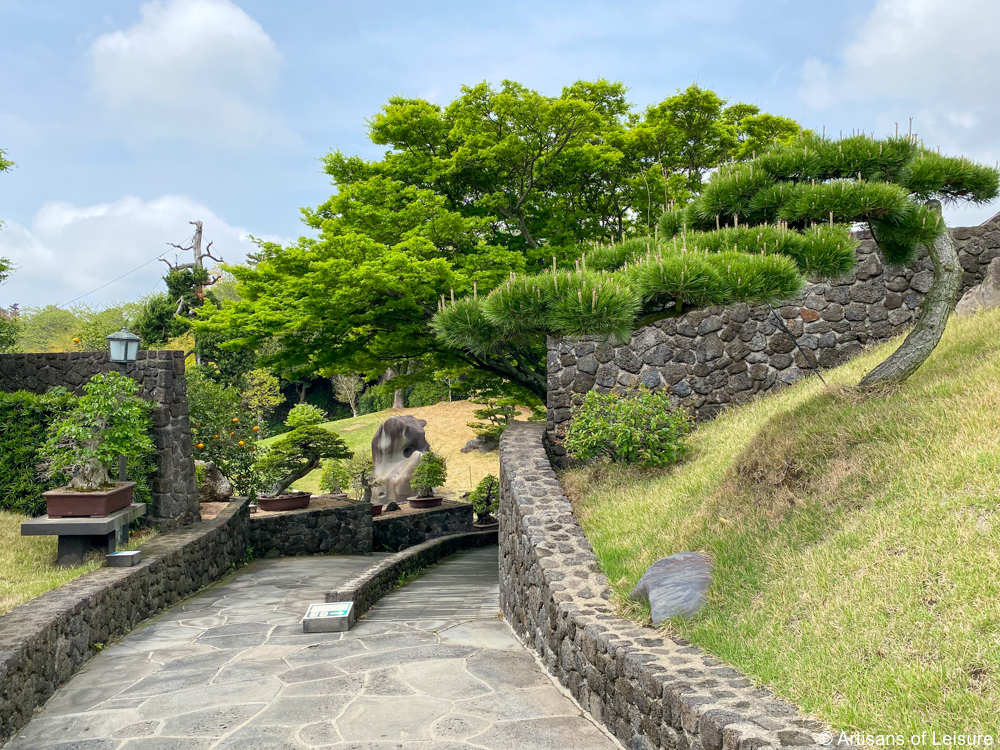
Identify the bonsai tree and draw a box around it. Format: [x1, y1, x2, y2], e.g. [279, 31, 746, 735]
[469, 474, 500, 524]
[285, 403, 327, 429]
[338, 449, 379, 502]
[319, 458, 348, 494]
[410, 451, 448, 498]
[434, 132, 999, 391]
[41, 372, 153, 491]
[255, 426, 351, 497]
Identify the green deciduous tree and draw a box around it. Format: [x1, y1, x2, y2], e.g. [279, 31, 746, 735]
[200, 81, 797, 394]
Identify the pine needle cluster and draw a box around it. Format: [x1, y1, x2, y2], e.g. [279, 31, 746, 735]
[433, 131, 998, 360]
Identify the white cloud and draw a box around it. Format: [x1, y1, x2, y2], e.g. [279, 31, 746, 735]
[0, 194, 279, 308]
[89, 0, 288, 148]
[798, 0, 1000, 225]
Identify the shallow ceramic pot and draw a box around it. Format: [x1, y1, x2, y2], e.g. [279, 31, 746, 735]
[371, 504, 384, 517]
[407, 495, 443, 509]
[43, 481, 136, 518]
[258, 492, 312, 512]
[473, 520, 499, 531]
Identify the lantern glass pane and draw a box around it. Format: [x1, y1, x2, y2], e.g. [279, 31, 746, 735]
[109, 339, 126, 363]
[126, 340, 140, 362]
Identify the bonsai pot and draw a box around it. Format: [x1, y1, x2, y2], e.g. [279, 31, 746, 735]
[371, 503, 384, 517]
[407, 495, 444, 509]
[44, 481, 136, 518]
[257, 492, 312, 512]
[473, 514, 499, 530]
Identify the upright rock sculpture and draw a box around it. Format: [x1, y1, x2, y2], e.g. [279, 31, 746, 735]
[195, 460, 233, 503]
[372, 415, 431, 504]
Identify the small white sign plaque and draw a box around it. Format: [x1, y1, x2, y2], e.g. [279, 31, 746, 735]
[303, 601, 355, 633]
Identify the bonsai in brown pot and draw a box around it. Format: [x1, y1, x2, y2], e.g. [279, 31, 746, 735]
[407, 451, 447, 509]
[255, 426, 350, 511]
[40, 372, 153, 518]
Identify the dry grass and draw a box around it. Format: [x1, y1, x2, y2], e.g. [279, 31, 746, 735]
[277, 400, 522, 496]
[0, 512, 157, 615]
[568, 308, 1000, 737]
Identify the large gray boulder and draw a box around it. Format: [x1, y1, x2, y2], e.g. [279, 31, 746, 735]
[956, 257, 1000, 316]
[372, 415, 431, 504]
[630, 551, 713, 626]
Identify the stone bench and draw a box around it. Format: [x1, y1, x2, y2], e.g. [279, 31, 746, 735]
[20, 503, 146, 566]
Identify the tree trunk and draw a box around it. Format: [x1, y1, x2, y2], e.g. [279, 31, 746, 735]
[859, 204, 960, 387]
[298, 382, 308, 404]
[393, 389, 405, 409]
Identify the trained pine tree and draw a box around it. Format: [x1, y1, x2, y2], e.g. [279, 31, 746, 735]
[433, 132, 998, 393]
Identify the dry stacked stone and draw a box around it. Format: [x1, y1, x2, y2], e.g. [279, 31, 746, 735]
[499, 422, 852, 750]
[0, 350, 198, 523]
[547, 218, 1000, 465]
[249, 499, 374, 557]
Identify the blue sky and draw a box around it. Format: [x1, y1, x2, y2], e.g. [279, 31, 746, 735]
[1, 0, 998, 307]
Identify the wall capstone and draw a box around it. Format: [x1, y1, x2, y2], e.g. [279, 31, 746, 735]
[499, 422, 851, 750]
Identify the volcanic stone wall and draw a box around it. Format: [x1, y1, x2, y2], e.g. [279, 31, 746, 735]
[373, 500, 474, 552]
[248, 499, 373, 557]
[499, 422, 845, 750]
[0, 497, 249, 746]
[0, 350, 198, 523]
[546, 216, 1000, 464]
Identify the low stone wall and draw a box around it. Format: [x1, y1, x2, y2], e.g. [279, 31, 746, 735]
[547, 217, 1000, 462]
[328, 530, 498, 617]
[0, 497, 249, 745]
[373, 500, 474, 552]
[0, 350, 198, 523]
[499, 422, 838, 750]
[248, 499, 372, 558]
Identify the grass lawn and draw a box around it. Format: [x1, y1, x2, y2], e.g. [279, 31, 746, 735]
[0, 512, 157, 616]
[564, 308, 1000, 737]
[261, 400, 515, 496]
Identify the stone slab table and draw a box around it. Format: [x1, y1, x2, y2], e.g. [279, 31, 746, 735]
[21, 502, 146, 566]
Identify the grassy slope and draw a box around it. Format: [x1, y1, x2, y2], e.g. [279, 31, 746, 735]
[262, 400, 510, 496]
[566, 309, 1000, 736]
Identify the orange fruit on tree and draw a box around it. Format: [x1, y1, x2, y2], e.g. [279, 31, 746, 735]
[232, 417, 239, 423]
[239, 441, 245, 446]
[196, 443, 205, 449]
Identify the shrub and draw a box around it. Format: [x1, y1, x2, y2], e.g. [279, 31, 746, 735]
[407, 380, 449, 407]
[469, 474, 499, 523]
[41, 372, 154, 491]
[564, 389, 691, 467]
[359, 387, 395, 414]
[319, 458, 350, 494]
[411, 451, 447, 497]
[285, 403, 328, 429]
[188, 368, 262, 495]
[0, 389, 78, 516]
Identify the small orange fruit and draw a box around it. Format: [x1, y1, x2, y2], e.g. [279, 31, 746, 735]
[196, 443, 205, 449]
[230, 431, 235, 436]
[73, 337, 80, 344]
[239, 440, 245, 446]
[252, 426, 259, 432]
[232, 417, 239, 423]
[213, 434, 220, 439]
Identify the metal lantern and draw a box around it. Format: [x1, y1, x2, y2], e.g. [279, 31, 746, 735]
[106, 327, 141, 364]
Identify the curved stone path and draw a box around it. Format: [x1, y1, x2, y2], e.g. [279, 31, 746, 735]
[6, 547, 620, 750]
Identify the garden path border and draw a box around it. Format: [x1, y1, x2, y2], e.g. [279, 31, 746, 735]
[499, 422, 849, 750]
[0, 497, 249, 746]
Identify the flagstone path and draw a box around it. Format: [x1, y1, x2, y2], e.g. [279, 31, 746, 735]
[6, 546, 619, 750]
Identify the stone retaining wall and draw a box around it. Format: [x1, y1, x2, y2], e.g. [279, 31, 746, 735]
[373, 500, 474, 552]
[0, 497, 249, 746]
[328, 530, 498, 618]
[0, 350, 198, 523]
[499, 422, 838, 750]
[248, 499, 373, 557]
[547, 217, 1000, 463]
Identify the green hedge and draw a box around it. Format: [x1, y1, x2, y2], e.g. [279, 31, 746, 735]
[0, 390, 78, 516]
[0, 389, 155, 517]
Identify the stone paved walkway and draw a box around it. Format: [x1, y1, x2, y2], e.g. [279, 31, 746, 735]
[7, 547, 620, 750]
